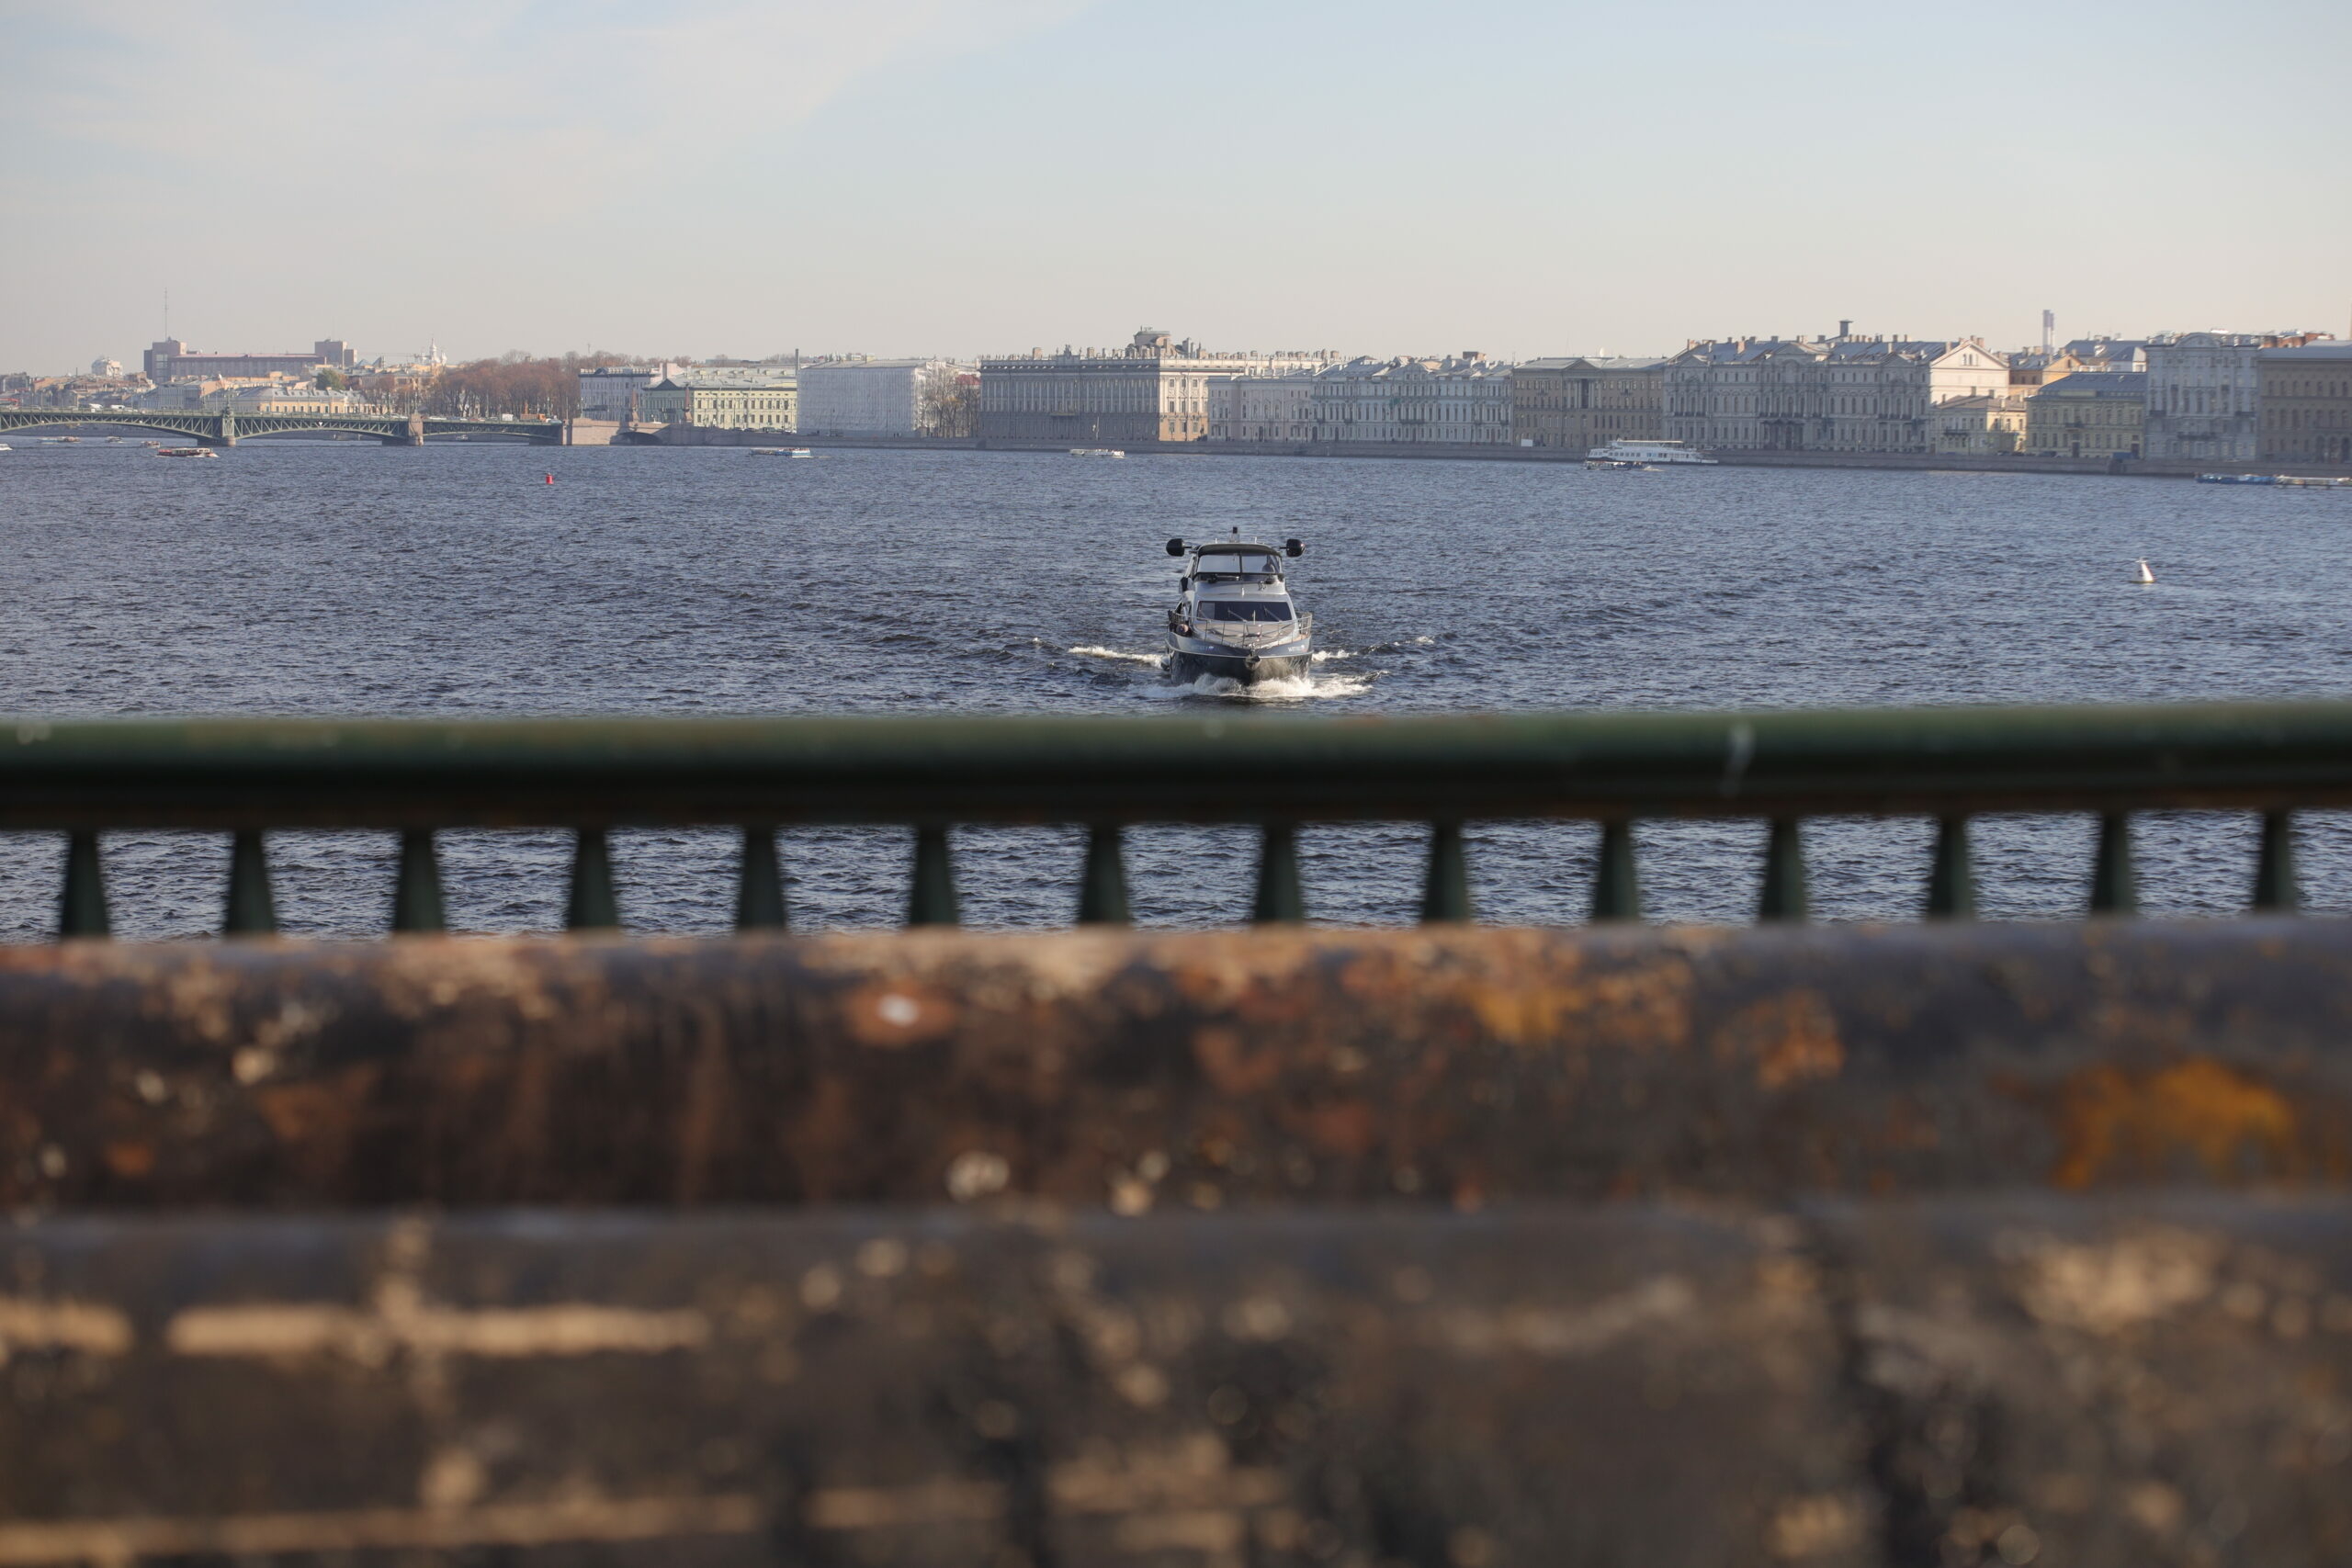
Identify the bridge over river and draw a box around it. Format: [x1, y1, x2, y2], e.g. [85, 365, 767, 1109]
[0, 408, 569, 446]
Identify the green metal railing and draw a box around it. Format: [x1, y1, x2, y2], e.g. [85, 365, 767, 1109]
[6, 700, 2351, 938]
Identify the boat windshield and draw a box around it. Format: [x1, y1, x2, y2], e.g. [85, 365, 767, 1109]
[1193, 551, 1279, 578]
[1200, 601, 1295, 622]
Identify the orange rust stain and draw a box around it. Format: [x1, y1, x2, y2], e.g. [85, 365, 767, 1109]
[1191, 1027, 1285, 1098]
[100, 1140, 156, 1179]
[2049, 1058, 2302, 1190]
[252, 1063, 383, 1153]
[841, 982, 957, 1049]
[1711, 992, 1845, 1091]
[1290, 1099, 1378, 1158]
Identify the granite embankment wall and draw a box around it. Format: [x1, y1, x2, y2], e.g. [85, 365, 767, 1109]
[636, 424, 2352, 480]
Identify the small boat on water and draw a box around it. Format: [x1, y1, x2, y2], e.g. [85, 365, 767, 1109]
[789, 448, 815, 457]
[1587, 439, 1717, 466]
[153, 447, 216, 458]
[1071, 447, 1126, 458]
[750, 448, 785, 457]
[1163, 531, 1312, 686]
[2276, 476, 2352, 489]
[2199, 473, 2275, 485]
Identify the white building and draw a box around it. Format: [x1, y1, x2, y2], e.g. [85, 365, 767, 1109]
[978, 331, 1339, 445]
[1663, 333, 2010, 453]
[1304, 355, 1514, 446]
[1208, 375, 1318, 443]
[797, 358, 970, 436]
[576, 364, 684, 422]
[2143, 333, 2273, 462]
[640, 367, 797, 431]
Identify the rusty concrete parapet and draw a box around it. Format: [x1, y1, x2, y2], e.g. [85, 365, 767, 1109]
[3, 921, 2351, 1208]
[0, 1200, 2346, 1566]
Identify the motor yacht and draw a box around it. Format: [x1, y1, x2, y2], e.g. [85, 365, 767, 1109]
[1586, 439, 1717, 466]
[1071, 447, 1126, 458]
[1163, 531, 1312, 685]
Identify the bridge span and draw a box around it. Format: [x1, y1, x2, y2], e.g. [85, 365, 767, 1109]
[0, 409, 570, 446]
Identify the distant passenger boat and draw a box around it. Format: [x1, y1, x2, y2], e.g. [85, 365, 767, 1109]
[750, 448, 785, 457]
[789, 448, 815, 457]
[1070, 447, 1126, 458]
[1587, 439, 1716, 466]
[2275, 476, 2352, 488]
[2198, 473, 2274, 485]
[153, 447, 216, 459]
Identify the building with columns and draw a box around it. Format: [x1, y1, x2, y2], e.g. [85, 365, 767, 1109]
[1208, 374, 1318, 443]
[2142, 333, 2316, 461]
[979, 331, 1338, 445]
[1510, 357, 1664, 450]
[2257, 341, 2352, 465]
[1663, 333, 2010, 453]
[1303, 355, 1514, 446]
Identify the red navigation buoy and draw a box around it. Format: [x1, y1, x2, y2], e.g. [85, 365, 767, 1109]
[544, 473, 554, 484]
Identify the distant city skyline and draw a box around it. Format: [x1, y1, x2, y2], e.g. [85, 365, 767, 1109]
[2, 0, 2346, 374]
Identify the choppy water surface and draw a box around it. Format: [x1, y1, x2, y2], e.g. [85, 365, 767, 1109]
[3, 439, 2349, 937]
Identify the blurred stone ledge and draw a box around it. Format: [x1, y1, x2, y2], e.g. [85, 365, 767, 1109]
[3, 921, 2350, 1208]
[0, 1200, 2346, 1566]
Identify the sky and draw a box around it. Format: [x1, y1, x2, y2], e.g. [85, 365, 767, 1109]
[2, 0, 2346, 372]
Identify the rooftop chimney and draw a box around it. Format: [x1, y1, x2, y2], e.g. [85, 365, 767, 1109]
[1838, 319, 1852, 338]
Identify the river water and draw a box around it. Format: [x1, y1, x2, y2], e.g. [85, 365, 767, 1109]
[2, 438, 2348, 938]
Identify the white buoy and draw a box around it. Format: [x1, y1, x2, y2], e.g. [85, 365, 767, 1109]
[2136, 558, 2155, 585]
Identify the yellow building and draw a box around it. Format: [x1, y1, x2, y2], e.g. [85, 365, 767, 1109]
[641, 370, 797, 431]
[1510, 356, 1665, 450]
[1928, 394, 2030, 455]
[2026, 372, 2146, 458]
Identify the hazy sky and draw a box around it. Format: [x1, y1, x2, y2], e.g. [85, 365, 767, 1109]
[4, 0, 2346, 371]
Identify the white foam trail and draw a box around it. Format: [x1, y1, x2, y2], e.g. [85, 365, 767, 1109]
[1309, 649, 1356, 662]
[1150, 671, 1370, 701]
[1068, 645, 1165, 666]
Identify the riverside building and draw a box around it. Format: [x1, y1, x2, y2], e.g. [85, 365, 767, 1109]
[2026, 372, 2148, 458]
[1511, 357, 1664, 450]
[576, 365, 684, 423]
[640, 367, 797, 431]
[1305, 355, 1514, 446]
[2257, 341, 2352, 465]
[1208, 374, 1319, 443]
[797, 358, 972, 437]
[142, 338, 356, 383]
[978, 331, 1338, 445]
[1662, 333, 2010, 453]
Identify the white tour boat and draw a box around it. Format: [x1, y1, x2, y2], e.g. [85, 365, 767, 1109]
[1163, 531, 1312, 685]
[1586, 439, 1718, 466]
[1070, 447, 1126, 458]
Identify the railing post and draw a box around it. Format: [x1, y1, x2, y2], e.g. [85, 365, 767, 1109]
[1252, 822, 1305, 925]
[390, 829, 446, 934]
[223, 830, 277, 937]
[58, 830, 108, 940]
[2253, 808, 2299, 914]
[1076, 825, 1130, 925]
[1925, 815, 1975, 919]
[1419, 820, 1471, 923]
[736, 827, 787, 931]
[2090, 811, 2137, 915]
[907, 826, 960, 927]
[1589, 819, 1642, 922]
[565, 829, 621, 931]
[1757, 817, 1808, 923]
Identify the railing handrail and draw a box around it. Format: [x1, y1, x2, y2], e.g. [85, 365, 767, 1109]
[1, 701, 2350, 829]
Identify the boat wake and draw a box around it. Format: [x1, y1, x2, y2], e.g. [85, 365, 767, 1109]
[1066, 644, 1165, 667]
[1151, 669, 1371, 701]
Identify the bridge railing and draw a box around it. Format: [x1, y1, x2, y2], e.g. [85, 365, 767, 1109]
[7, 699, 2350, 938]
